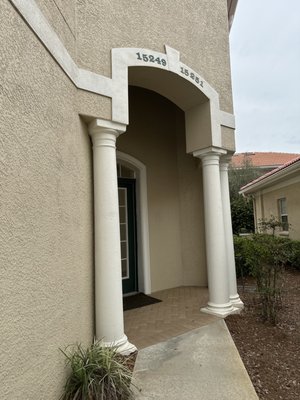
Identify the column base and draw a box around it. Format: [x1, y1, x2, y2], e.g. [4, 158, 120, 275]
[230, 294, 244, 309]
[101, 334, 137, 355]
[201, 302, 239, 318]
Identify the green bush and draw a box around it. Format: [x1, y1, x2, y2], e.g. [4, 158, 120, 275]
[233, 235, 252, 278]
[233, 234, 293, 324]
[233, 234, 298, 277]
[231, 195, 255, 234]
[286, 239, 300, 270]
[60, 341, 135, 400]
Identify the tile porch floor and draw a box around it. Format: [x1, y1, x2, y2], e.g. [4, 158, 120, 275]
[124, 286, 220, 349]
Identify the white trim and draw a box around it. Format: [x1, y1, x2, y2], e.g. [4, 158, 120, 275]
[193, 146, 227, 158]
[219, 111, 236, 129]
[241, 163, 300, 195]
[117, 152, 151, 294]
[252, 174, 300, 196]
[11, 0, 235, 141]
[11, 0, 114, 98]
[89, 118, 126, 134]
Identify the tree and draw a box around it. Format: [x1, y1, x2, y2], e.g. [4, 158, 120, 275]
[229, 155, 261, 234]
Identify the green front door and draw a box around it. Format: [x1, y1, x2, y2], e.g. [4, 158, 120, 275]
[118, 178, 138, 294]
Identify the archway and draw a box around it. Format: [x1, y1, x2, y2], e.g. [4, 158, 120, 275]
[88, 46, 241, 352]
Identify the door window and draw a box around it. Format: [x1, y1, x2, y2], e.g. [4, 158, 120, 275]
[118, 187, 129, 279]
[118, 176, 138, 294]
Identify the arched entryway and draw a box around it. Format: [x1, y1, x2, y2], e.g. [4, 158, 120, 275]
[87, 46, 242, 353]
[117, 87, 208, 295]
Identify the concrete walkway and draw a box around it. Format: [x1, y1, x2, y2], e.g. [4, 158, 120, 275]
[132, 320, 258, 400]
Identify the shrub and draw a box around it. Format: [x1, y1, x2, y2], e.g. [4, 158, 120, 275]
[234, 234, 293, 324]
[60, 341, 135, 400]
[286, 239, 300, 270]
[250, 235, 288, 324]
[257, 215, 288, 236]
[233, 235, 252, 278]
[231, 195, 255, 234]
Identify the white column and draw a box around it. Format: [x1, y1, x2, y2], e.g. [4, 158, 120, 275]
[220, 157, 244, 308]
[89, 119, 136, 354]
[194, 148, 235, 317]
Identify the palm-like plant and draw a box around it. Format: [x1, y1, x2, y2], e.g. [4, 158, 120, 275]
[60, 340, 135, 400]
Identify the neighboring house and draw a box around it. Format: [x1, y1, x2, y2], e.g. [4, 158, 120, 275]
[0, 1, 241, 398]
[240, 156, 300, 240]
[232, 152, 300, 174]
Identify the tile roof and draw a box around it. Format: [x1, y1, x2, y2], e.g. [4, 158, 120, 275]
[241, 155, 300, 192]
[232, 152, 300, 168]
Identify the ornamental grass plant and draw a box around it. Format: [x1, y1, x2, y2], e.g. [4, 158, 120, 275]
[60, 340, 135, 400]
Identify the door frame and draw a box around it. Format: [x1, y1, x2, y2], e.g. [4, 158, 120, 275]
[117, 151, 151, 294]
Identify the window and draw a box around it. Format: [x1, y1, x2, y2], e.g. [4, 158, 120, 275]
[117, 163, 136, 179]
[278, 198, 289, 231]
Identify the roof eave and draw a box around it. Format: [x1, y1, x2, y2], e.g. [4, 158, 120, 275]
[240, 162, 300, 195]
[227, 0, 239, 31]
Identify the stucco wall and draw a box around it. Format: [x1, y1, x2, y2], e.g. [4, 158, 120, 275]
[0, 3, 94, 399]
[175, 112, 208, 286]
[35, 0, 77, 59]
[253, 178, 300, 240]
[117, 87, 207, 292]
[76, 0, 233, 113]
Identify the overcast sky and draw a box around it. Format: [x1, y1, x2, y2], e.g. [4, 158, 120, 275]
[229, 0, 300, 153]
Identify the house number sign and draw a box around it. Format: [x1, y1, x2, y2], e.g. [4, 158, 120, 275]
[180, 66, 204, 88]
[135, 51, 204, 89]
[136, 52, 167, 66]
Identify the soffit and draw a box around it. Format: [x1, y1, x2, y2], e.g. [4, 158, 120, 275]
[128, 66, 207, 112]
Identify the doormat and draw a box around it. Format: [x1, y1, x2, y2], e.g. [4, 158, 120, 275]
[123, 293, 162, 311]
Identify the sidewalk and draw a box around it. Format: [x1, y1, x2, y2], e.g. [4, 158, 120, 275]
[132, 319, 258, 400]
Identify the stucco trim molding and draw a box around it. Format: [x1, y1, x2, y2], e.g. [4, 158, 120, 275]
[117, 152, 151, 294]
[10, 0, 113, 97]
[219, 111, 236, 129]
[193, 146, 227, 159]
[10, 0, 235, 140]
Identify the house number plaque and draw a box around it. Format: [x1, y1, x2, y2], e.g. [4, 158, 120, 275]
[180, 66, 204, 88]
[136, 52, 167, 66]
[135, 51, 204, 89]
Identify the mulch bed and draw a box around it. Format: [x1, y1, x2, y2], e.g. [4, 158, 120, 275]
[226, 267, 300, 400]
[121, 350, 138, 373]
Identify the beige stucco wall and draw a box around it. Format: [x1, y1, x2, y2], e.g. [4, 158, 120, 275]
[0, 3, 94, 399]
[118, 87, 207, 292]
[76, 0, 233, 113]
[222, 126, 235, 152]
[175, 108, 208, 286]
[35, 0, 77, 59]
[253, 177, 300, 240]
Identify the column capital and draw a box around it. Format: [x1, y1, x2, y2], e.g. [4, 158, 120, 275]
[193, 146, 227, 160]
[88, 118, 127, 137]
[88, 119, 127, 148]
[220, 154, 233, 165]
[219, 155, 233, 171]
